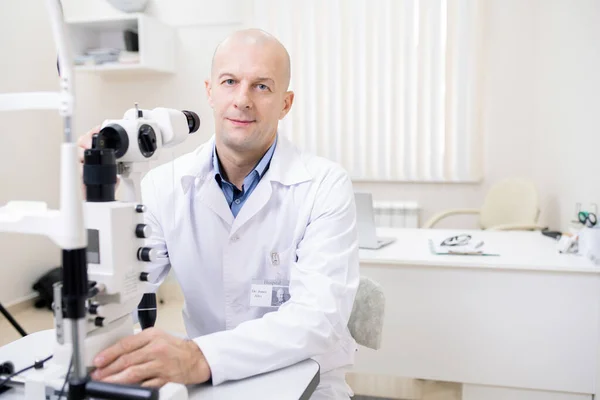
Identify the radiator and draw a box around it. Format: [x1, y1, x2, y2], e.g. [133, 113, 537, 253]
[373, 201, 420, 228]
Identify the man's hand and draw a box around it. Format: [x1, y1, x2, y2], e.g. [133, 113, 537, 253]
[91, 328, 211, 388]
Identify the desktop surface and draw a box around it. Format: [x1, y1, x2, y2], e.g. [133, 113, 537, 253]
[0, 330, 320, 400]
[359, 227, 599, 273]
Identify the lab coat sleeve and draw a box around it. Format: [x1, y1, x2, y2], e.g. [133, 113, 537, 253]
[193, 166, 360, 385]
[139, 171, 172, 289]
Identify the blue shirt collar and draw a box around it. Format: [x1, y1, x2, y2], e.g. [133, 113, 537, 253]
[212, 135, 278, 184]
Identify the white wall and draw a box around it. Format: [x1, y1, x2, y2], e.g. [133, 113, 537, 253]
[1, 0, 598, 304]
[0, 0, 63, 306]
[354, 0, 538, 229]
[530, 0, 600, 231]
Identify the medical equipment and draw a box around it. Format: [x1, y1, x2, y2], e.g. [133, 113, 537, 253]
[0, 1, 198, 398]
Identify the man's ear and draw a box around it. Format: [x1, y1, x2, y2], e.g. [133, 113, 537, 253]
[279, 91, 294, 119]
[205, 79, 214, 108]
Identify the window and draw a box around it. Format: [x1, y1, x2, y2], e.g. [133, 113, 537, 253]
[251, 0, 483, 182]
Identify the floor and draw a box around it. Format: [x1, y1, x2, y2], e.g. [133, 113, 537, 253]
[0, 300, 461, 400]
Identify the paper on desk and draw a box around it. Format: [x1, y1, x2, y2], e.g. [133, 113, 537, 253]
[428, 239, 500, 256]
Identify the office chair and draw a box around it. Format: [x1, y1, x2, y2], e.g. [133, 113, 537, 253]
[423, 178, 546, 231]
[348, 276, 385, 350]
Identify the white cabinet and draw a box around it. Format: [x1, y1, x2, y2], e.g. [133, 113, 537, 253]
[66, 13, 175, 74]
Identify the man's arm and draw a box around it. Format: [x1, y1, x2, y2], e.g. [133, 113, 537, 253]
[194, 166, 360, 385]
[139, 170, 172, 288]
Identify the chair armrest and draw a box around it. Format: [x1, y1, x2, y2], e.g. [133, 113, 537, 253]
[487, 223, 548, 231]
[422, 208, 481, 229]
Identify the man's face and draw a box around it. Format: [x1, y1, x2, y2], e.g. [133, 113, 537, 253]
[206, 40, 294, 154]
[277, 289, 284, 302]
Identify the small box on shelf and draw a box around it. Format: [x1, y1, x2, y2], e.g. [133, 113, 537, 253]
[66, 13, 175, 75]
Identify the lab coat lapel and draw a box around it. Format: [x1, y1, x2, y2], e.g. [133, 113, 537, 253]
[230, 176, 272, 235]
[197, 177, 234, 226]
[267, 134, 312, 186]
[180, 135, 234, 226]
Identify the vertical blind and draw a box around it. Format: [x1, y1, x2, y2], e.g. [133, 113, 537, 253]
[251, 0, 483, 182]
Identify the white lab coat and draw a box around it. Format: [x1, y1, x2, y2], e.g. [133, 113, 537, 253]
[141, 134, 360, 398]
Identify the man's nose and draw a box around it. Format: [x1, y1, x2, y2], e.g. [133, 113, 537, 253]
[234, 86, 252, 109]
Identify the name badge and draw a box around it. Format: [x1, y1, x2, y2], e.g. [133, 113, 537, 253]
[250, 279, 290, 308]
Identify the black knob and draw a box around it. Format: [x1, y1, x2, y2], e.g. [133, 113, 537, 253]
[138, 293, 157, 330]
[138, 124, 157, 158]
[0, 361, 14, 375]
[89, 303, 99, 315]
[136, 224, 151, 239]
[136, 204, 146, 213]
[94, 317, 104, 327]
[139, 272, 149, 282]
[137, 247, 155, 262]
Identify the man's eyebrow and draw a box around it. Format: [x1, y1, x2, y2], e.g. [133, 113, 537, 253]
[218, 72, 237, 80]
[256, 77, 275, 84]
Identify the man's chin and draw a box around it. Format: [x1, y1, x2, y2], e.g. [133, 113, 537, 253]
[220, 132, 257, 152]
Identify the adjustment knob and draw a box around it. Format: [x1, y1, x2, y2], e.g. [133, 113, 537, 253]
[136, 224, 152, 239]
[88, 303, 99, 315]
[138, 124, 157, 157]
[137, 247, 157, 262]
[135, 204, 146, 213]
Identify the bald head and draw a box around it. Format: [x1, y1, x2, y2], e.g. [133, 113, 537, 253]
[205, 28, 295, 158]
[211, 29, 291, 90]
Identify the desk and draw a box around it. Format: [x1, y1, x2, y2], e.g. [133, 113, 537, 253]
[0, 330, 320, 400]
[355, 228, 600, 400]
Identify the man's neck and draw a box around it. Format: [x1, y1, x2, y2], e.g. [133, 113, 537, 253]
[216, 137, 275, 190]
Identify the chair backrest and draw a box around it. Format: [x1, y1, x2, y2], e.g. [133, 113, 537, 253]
[480, 178, 540, 229]
[348, 276, 385, 350]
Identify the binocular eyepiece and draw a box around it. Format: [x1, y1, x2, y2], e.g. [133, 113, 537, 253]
[83, 108, 199, 202]
[183, 110, 200, 134]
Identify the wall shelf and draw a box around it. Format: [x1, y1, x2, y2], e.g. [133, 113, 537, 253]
[66, 13, 175, 75]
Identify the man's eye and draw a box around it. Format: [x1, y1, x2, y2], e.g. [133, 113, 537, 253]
[257, 84, 269, 91]
[224, 79, 235, 85]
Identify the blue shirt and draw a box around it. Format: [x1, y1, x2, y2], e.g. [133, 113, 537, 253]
[213, 137, 277, 217]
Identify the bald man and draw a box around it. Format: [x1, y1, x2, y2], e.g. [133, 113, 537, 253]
[80, 29, 360, 399]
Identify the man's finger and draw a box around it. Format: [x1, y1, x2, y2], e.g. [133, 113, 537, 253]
[101, 361, 159, 386]
[78, 125, 101, 149]
[91, 346, 154, 381]
[93, 332, 152, 368]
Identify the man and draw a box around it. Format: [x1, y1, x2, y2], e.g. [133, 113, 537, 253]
[273, 287, 286, 307]
[79, 29, 360, 399]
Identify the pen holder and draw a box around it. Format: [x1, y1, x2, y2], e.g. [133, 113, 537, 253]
[578, 226, 600, 265]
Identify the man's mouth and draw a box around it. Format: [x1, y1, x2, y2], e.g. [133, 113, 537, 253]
[227, 118, 256, 126]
